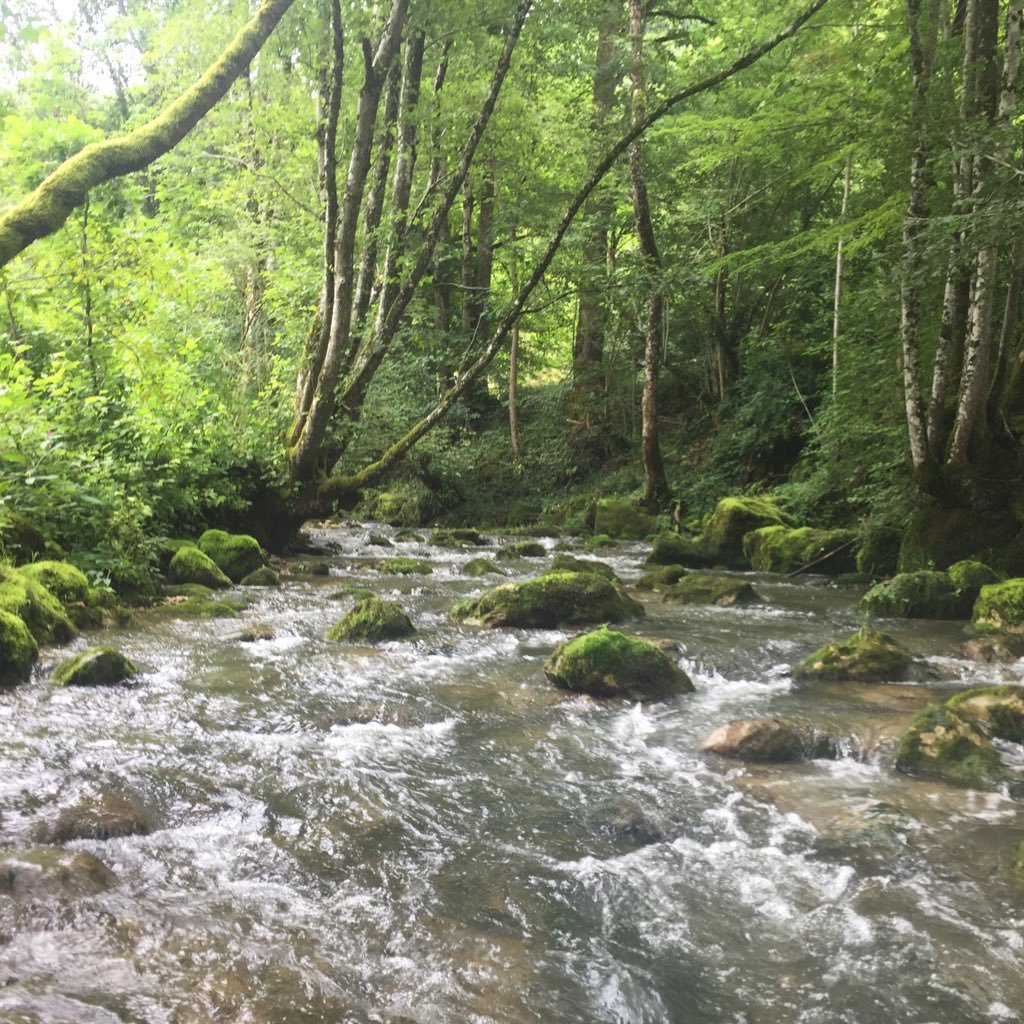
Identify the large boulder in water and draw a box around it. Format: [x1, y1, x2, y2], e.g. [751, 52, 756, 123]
[793, 629, 912, 683]
[549, 554, 618, 581]
[0, 609, 37, 688]
[167, 546, 231, 589]
[972, 578, 1024, 633]
[544, 627, 693, 701]
[946, 684, 1024, 743]
[743, 526, 856, 575]
[701, 718, 838, 762]
[894, 705, 1004, 789]
[462, 571, 644, 629]
[198, 529, 265, 584]
[0, 564, 75, 645]
[52, 646, 137, 687]
[859, 570, 966, 619]
[702, 496, 789, 568]
[16, 560, 90, 604]
[327, 597, 415, 642]
[662, 574, 758, 607]
[0, 846, 117, 899]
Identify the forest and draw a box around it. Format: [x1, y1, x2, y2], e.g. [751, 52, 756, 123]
[2, 1, 1024, 1022]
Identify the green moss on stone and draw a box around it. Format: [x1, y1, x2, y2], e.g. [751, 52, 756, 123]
[544, 627, 694, 700]
[662, 574, 759, 607]
[742, 526, 856, 575]
[859, 571, 965, 619]
[550, 554, 618, 581]
[290, 560, 330, 576]
[973, 579, 1024, 633]
[167, 546, 231, 589]
[947, 560, 1001, 600]
[469, 571, 644, 629]
[636, 564, 687, 591]
[793, 629, 912, 683]
[462, 558, 504, 577]
[240, 566, 281, 586]
[198, 529, 264, 584]
[327, 597, 415, 642]
[0, 564, 75, 645]
[583, 533, 616, 550]
[646, 532, 696, 566]
[498, 540, 546, 559]
[702, 496, 789, 567]
[592, 500, 656, 540]
[17, 561, 90, 604]
[947, 685, 1024, 743]
[376, 557, 433, 575]
[894, 705, 1003, 788]
[0, 609, 37, 687]
[450, 597, 479, 622]
[52, 645, 137, 687]
[430, 528, 486, 547]
[855, 523, 902, 578]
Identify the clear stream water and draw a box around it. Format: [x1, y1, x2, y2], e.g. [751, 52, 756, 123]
[0, 525, 1022, 1024]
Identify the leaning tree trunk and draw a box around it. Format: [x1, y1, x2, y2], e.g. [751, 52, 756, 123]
[0, 0, 297, 268]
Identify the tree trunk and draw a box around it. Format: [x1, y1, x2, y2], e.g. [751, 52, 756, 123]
[832, 152, 851, 395]
[0, 0, 298, 268]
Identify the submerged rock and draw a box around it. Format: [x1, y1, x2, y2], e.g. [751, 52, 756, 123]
[793, 629, 912, 683]
[464, 571, 644, 629]
[636, 564, 687, 591]
[582, 533, 616, 551]
[376, 557, 433, 575]
[52, 646, 137, 687]
[814, 803, 913, 865]
[37, 792, 153, 844]
[0, 846, 117, 899]
[662, 574, 758, 607]
[0, 564, 76, 645]
[167, 546, 231, 589]
[198, 529, 265, 584]
[894, 705, 1003, 789]
[289, 560, 331, 576]
[592, 499, 655, 540]
[498, 540, 546, 559]
[544, 627, 693, 701]
[0, 609, 37, 687]
[430, 528, 486, 547]
[743, 526, 856, 575]
[973, 578, 1024, 633]
[232, 624, 276, 642]
[701, 718, 838, 762]
[462, 557, 504, 577]
[859, 570, 965, 619]
[327, 597, 415, 642]
[549, 554, 618, 581]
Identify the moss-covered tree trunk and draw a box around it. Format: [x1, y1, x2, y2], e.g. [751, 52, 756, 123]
[0, 0, 297, 269]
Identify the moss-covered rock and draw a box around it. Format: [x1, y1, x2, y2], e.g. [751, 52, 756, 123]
[894, 705, 1004, 788]
[662, 574, 759, 607]
[52, 646, 137, 687]
[376, 557, 433, 575]
[859, 570, 965, 619]
[498, 540, 546, 559]
[793, 629, 912, 683]
[327, 586, 376, 602]
[0, 564, 75, 645]
[462, 557, 504, 577]
[701, 718, 838, 762]
[742, 526, 857, 575]
[16, 560, 90, 604]
[583, 533, 616, 550]
[198, 529, 264, 584]
[0, 609, 37, 687]
[636, 564, 688, 591]
[367, 533, 394, 547]
[946, 685, 1024, 743]
[450, 597, 479, 622]
[367, 489, 431, 527]
[973, 578, 1024, 633]
[947, 560, 1001, 600]
[702, 496, 789, 567]
[466, 571, 644, 629]
[855, 523, 902, 579]
[645, 531, 690, 566]
[151, 594, 243, 619]
[544, 627, 693, 701]
[327, 597, 416, 643]
[0, 846, 117, 899]
[592, 499, 656, 540]
[167, 546, 231, 589]
[289, 560, 331, 576]
[240, 566, 281, 587]
[430, 528, 486, 547]
[550, 553, 618, 581]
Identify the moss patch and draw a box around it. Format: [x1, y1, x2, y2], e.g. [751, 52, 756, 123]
[498, 540, 546, 559]
[662, 574, 758, 607]
[240, 566, 281, 587]
[947, 685, 1024, 743]
[550, 554, 618, 581]
[376, 557, 433, 575]
[468, 571, 644, 629]
[462, 558, 504, 577]
[327, 597, 416, 642]
[543, 627, 693, 700]
[53, 646, 137, 687]
[0, 609, 38, 687]
[743, 526, 856, 575]
[583, 533, 616, 550]
[167, 546, 231, 589]
[17, 561, 90, 604]
[859, 571, 965, 619]
[0, 564, 75, 645]
[894, 705, 1004, 788]
[793, 629, 912, 683]
[198, 529, 265, 584]
[973, 579, 1024, 633]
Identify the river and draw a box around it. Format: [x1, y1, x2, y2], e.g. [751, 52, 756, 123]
[1, 524, 1022, 1023]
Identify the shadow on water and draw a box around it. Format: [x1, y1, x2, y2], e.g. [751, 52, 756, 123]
[0, 523, 1022, 1023]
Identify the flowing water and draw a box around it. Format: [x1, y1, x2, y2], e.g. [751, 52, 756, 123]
[1, 525, 1022, 1024]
